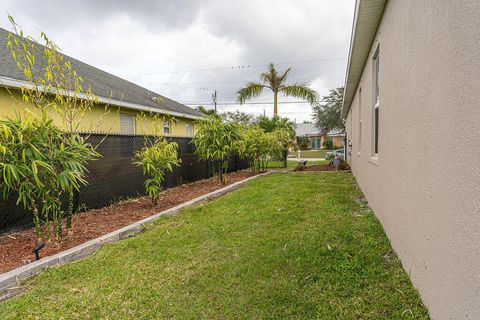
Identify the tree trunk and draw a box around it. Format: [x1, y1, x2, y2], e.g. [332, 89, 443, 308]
[273, 92, 278, 116]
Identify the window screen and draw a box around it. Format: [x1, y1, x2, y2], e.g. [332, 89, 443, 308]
[120, 113, 135, 134]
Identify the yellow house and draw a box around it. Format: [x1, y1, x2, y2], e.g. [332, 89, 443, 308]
[0, 27, 203, 136]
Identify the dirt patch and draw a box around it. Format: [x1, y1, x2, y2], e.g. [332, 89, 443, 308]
[0, 170, 257, 274]
[293, 164, 336, 172]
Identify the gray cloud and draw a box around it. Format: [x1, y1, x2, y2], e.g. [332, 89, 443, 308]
[2, 0, 203, 30]
[0, 0, 355, 122]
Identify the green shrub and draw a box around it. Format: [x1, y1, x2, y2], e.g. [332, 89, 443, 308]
[235, 126, 293, 172]
[323, 140, 333, 149]
[337, 160, 351, 171]
[193, 116, 239, 182]
[6, 17, 106, 233]
[0, 115, 99, 240]
[134, 138, 181, 205]
[236, 126, 271, 172]
[296, 136, 309, 150]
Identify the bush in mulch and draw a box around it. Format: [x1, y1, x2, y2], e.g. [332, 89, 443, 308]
[0, 170, 256, 274]
[336, 160, 351, 170]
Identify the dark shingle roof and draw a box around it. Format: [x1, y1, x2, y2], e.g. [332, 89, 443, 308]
[0, 28, 202, 118]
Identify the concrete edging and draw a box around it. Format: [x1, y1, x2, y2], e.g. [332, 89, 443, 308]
[0, 170, 274, 301]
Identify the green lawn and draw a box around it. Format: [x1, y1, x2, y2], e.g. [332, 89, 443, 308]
[288, 149, 334, 158]
[268, 159, 329, 169]
[0, 173, 428, 319]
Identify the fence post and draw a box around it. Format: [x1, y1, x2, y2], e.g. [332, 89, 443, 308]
[205, 160, 210, 179]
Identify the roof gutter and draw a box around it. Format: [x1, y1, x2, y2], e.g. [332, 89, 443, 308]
[0, 76, 202, 120]
[341, 0, 387, 119]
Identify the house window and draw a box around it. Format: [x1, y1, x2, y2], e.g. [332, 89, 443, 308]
[186, 123, 193, 137]
[358, 88, 362, 154]
[163, 120, 171, 135]
[372, 48, 380, 156]
[120, 113, 135, 134]
[310, 138, 320, 149]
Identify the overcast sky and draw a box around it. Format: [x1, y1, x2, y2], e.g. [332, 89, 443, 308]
[0, 0, 355, 123]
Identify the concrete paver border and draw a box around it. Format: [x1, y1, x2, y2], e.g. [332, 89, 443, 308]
[0, 171, 274, 302]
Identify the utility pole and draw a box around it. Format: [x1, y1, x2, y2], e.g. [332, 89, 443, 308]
[211, 90, 217, 113]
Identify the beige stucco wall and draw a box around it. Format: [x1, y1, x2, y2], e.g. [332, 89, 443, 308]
[345, 1, 480, 319]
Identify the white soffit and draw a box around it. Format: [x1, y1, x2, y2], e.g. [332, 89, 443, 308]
[342, 0, 387, 118]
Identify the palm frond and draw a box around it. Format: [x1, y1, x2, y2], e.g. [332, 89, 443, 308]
[277, 67, 291, 85]
[280, 82, 319, 105]
[235, 82, 266, 104]
[260, 63, 277, 87]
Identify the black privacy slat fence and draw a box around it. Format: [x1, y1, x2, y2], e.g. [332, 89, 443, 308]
[0, 133, 249, 234]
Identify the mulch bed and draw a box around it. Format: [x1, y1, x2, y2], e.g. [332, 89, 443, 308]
[0, 170, 257, 274]
[293, 164, 337, 172]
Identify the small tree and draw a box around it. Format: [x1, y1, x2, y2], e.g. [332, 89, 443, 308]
[5, 16, 104, 232]
[134, 138, 181, 205]
[313, 87, 345, 134]
[196, 106, 217, 116]
[297, 136, 310, 150]
[255, 116, 295, 167]
[236, 125, 294, 172]
[236, 126, 266, 172]
[221, 110, 254, 125]
[193, 116, 239, 182]
[134, 109, 181, 205]
[0, 116, 99, 240]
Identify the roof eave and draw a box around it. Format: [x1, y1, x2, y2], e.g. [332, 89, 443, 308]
[0, 76, 202, 120]
[342, 0, 387, 119]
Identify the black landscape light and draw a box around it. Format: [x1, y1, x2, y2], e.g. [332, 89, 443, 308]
[32, 241, 45, 261]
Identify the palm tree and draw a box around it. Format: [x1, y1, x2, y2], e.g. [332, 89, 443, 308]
[236, 63, 319, 116]
[196, 105, 217, 116]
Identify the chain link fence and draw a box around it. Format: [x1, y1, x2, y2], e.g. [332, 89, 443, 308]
[0, 133, 249, 233]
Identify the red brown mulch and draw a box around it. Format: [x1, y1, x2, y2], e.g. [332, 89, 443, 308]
[0, 170, 257, 274]
[293, 164, 337, 172]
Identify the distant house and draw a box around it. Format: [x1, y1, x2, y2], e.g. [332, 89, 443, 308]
[295, 123, 344, 149]
[0, 28, 202, 137]
[342, 1, 480, 319]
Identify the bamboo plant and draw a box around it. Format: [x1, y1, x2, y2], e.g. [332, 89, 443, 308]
[193, 115, 239, 182]
[1, 16, 102, 238]
[0, 116, 99, 239]
[134, 138, 181, 205]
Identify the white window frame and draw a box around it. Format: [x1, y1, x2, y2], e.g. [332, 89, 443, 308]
[119, 113, 135, 135]
[163, 120, 171, 135]
[372, 47, 380, 158]
[186, 123, 193, 137]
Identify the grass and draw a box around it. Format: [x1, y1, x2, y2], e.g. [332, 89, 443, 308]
[288, 149, 334, 158]
[0, 173, 429, 319]
[268, 159, 329, 169]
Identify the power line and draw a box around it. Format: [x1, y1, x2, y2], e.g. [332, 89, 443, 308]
[241, 111, 314, 114]
[181, 101, 327, 105]
[196, 108, 315, 115]
[119, 57, 347, 76]
[143, 76, 344, 87]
